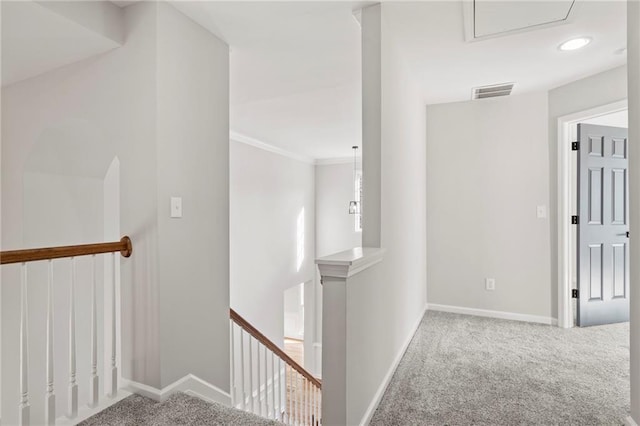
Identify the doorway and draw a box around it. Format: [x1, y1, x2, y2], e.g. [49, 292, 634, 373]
[284, 282, 305, 366]
[557, 100, 628, 328]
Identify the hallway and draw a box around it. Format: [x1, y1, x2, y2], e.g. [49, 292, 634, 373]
[371, 311, 629, 425]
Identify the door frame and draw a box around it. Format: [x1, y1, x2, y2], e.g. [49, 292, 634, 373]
[557, 99, 628, 328]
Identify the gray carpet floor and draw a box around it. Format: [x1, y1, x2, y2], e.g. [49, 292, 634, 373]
[370, 311, 629, 426]
[79, 393, 279, 426]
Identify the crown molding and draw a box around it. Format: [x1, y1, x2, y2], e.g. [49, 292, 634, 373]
[315, 157, 354, 166]
[230, 131, 315, 164]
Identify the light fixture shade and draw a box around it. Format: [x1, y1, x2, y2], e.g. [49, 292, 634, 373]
[349, 201, 359, 215]
[559, 37, 592, 51]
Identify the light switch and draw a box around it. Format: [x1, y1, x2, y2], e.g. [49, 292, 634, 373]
[171, 197, 182, 218]
[536, 205, 547, 219]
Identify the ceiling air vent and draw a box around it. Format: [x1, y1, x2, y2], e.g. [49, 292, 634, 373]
[472, 83, 515, 100]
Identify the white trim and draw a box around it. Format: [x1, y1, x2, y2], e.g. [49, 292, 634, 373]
[358, 304, 428, 426]
[556, 99, 628, 329]
[462, 0, 474, 42]
[55, 390, 132, 426]
[121, 374, 232, 406]
[315, 157, 353, 166]
[230, 131, 315, 164]
[625, 416, 639, 426]
[428, 303, 558, 326]
[313, 342, 323, 379]
[316, 247, 386, 280]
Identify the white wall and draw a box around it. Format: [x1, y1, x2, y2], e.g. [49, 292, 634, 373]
[340, 5, 428, 424]
[155, 1, 230, 389]
[1, 3, 231, 422]
[23, 172, 104, 247]
[315, 162, 362, 258]
[230, 140, 315, 351]
[581, 110, 628, 127]
[426, 92, 552, 319]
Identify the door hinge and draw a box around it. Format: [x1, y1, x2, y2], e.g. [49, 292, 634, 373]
[572, 289, 579, 299]
[572, 141, 580, 151]
[571, 215, 579, 225]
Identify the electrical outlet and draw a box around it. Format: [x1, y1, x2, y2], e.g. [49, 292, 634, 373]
[485, 278, 496, 291]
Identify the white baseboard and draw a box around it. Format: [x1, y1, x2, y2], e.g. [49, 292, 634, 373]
[427, 303, 558, 326]
[358, 304, 428, 426]
[122, 374, 232, 406]
[625, 416, 639, 426]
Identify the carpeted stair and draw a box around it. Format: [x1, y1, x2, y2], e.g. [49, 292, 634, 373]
[79, 392, 280, 426]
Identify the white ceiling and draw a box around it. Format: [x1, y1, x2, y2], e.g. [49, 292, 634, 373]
[2, 1, 627, 160]
[1, 1, 121, 87]
[171, 1, 365, 160]
[385, 1, 627, 107]
[173, 1, 626, 160]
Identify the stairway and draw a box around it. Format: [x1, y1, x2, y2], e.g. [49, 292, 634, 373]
[79, 393, 280, 425]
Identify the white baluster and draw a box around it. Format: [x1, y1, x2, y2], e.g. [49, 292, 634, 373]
[312, 386, 316, 426]
[230, 321, 235, 407]
[296, 373, 300, 426]
[278, 358, 283, 421]
[271, 351, 276, 419]
[257, 342, 262, 416]
[292, 366, 296, 426]
[294, 368, 297, 426]
[305, 379, 309, 425]
[110, 253, 118, 397]
[19, 263, 30, 426]
[287, 366, 292, 425]
[239, 329, 246, 410]
[309, 380, 312, 425]
[284, 363, 291, 425]
[303, 376, 307, 426]
[319, 386, 322, 426]
[302, 378, 306, 425]
[68, 257, 78, 418]
[45, 261, 56, 425]
[89, 255, 99, 407]
[248, 336, 254, 413]
[263, 343, 268, 418]
[316, 388, 322, 425]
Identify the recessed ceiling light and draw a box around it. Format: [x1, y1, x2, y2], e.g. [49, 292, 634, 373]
[559, 37, 592, 51]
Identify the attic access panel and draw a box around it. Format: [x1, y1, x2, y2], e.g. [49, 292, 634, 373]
[472, 0, 575, 39]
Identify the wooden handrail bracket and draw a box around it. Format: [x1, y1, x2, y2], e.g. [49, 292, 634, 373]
[230, 308, 322, 388]
[1, 236, 133, 265]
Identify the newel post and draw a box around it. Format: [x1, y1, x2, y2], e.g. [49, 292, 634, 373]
[316, 248, 385, 425]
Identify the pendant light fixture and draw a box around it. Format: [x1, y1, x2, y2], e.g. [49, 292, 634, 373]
[349, 146, 360, 215]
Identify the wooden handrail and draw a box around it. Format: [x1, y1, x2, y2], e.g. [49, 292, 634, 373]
[1, 236, 133, 265]
[230, 308, 322, 389]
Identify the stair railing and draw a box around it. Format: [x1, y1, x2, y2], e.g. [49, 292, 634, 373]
[230, 309, 321, 425]
[1, 236, 132, 425]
